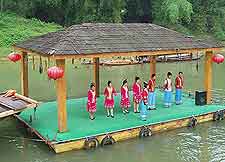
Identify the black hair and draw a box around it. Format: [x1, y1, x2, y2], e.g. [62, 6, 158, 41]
[122, 79, 128, 86]
[179, 72, 183, 75]
[151, 74, 156, 78]
[144, 81, 148, 88]
[135, 76, 140, 82]
[167, 72, 172, 76]
[90, 83, 95, 88]
[107, 81, 112, 86]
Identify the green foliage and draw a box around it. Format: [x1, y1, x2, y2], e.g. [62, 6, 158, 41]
[0, 0, 224, 43]
[0, 12, 62, 47]
[160, 0, 193, 24]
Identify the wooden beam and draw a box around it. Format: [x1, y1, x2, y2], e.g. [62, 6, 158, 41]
[21, 52, 29, 97]
[93, 58, 100, 97]
[14, 45, 222, 60]
[150, 56, 156, 77]
[51, 48, 222, 59]
[56, 59, 67, 132]
[204, 51, 213, 104]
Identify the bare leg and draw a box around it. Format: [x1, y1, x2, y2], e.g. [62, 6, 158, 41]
[110, 109, 114, 118]
[89, 112, 93, 120]
[122, 107, 126, 114]
[136, 103, 140, 112]
[106, 109, 110, 117]
[134, 102, 137, 112]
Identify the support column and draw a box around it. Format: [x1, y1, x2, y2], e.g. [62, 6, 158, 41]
[56, 59, 67, 132]
[93, 58, 100, 97]
[204, 51, 213, 104]
[21, 52, 29, 97]
[150, 56, 156, 77]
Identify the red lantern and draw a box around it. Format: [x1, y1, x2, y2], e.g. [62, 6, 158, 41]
[8, 53, 21, 62]
[212, 54, 224, 64]
[47, 66, 64, 80]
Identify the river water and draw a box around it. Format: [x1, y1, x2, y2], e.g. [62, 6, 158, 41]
[0, 56, 225, 162]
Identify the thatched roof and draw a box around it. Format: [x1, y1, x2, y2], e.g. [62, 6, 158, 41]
[14, 23, 223, 57]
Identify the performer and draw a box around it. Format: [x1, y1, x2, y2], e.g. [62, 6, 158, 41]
[175, 72, 184, 105]
[140, 82, 148, 121]
[104, 81, 117, 118]
[87, 83, 97, 120]
[120, 79, 131, 114]
[132, 76, 142, 113]
[163, 72, 173, 108]
[148, 74, 156, 110]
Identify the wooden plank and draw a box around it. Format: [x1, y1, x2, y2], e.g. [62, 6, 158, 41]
[0, 110, 16, 118]
[21, 52, 29, 97]
[93, 58, 100, 97]
[204, 51, 213, 104]
[14, 93, 39, 104]
[150, 56, 156, 77]
[56, 59, 67, 132]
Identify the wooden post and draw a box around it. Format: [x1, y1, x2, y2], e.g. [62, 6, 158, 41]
[150, 56, 156, 77]
[21, 52, 29, 97]
[93, 58, 100, 97]
[204, 51, 213, 104]
[56, 59, 67, 132]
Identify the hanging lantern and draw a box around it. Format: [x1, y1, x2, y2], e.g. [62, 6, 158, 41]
[47, 66, 64, 80]
[8, 53, 21, 62]
[212, 54, 224, 64]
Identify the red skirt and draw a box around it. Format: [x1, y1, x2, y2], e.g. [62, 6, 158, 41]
[133, 95, 141, 104]
[120, 98, 131, 108]
[104, 99, 114, 109]
[87, 103, 96, 113]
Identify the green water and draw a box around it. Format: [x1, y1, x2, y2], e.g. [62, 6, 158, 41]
[0, 57, 225, 162]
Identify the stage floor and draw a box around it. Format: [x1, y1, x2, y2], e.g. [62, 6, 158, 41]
[19, 90, 224, 143]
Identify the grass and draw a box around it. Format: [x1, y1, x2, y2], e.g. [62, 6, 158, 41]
[0, 12, 63, 56]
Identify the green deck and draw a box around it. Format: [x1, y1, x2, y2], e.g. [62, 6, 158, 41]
[20, 90, 224, 143]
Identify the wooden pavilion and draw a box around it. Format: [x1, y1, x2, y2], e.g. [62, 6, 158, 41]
[12, 23, 225, 153]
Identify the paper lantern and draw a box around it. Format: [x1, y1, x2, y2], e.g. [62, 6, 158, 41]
[8, 53, 21, 62]
[47, 66, 64, 80]
[212, 54, 224, 64]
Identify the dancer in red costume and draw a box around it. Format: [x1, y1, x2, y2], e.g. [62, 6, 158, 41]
[87, 83, 97, 120]
[132, 76, 142, 113]
[175, 72, 184, 105]
[120, 79, 131, 114]
[104, 81, 117, 118]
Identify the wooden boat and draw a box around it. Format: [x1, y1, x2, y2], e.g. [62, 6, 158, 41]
[0, 90, 38, 119]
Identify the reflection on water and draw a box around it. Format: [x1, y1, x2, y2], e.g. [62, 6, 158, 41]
[0, 58, 225, 162]
[176, 132, 202, 162]
[208, 125, 225, 162]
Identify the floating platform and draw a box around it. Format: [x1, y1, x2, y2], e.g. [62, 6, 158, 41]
[16, 90, 225, 153]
